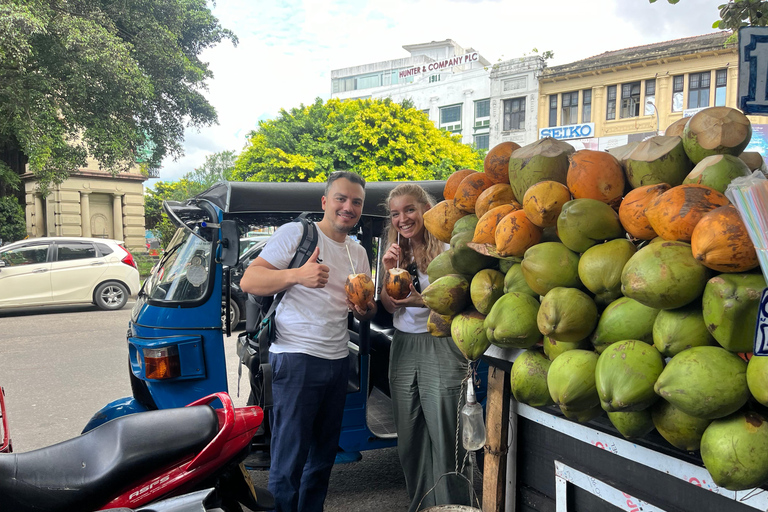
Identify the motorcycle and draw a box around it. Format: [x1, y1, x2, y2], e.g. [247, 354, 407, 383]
[0, 386, 274, 512]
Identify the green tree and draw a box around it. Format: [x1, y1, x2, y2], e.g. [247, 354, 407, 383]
[0, 0, 237, 194]
[144, 149, 237, 246]
[232, 98, 483, 183]
[0, 196, 26, 244]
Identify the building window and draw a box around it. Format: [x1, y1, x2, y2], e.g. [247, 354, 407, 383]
[689, 72, 711, 109]
[356, 73, 381, 90]
[475, 99, 490, 128]
[672, 75, 684, 112]
[332, 77, 355, 93]
[440, 105, 462, 132]
[474, 133, 489, 150]
[582, 90, 592, 123]
[645, 79, 656, 116]
[549, 95, 558, 127]
[561, 92, 578, 126]
[715, 69, 727, 106]
[503, 97, 526, 131]
[620, 81, 641, 118]
[606, 85, 617, 120]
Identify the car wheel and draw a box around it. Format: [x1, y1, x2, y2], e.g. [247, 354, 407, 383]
[94, 281, 129, 310]
[222, 299, 241, 330]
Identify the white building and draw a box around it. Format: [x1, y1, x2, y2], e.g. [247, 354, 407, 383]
[489, 56, 547, 148]
[331, 40, 495, 149]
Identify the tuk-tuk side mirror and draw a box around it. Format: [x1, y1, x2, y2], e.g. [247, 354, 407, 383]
[220, 220, 239, 267]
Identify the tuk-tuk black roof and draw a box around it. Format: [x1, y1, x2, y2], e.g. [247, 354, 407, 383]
[196, 180, 447, 218]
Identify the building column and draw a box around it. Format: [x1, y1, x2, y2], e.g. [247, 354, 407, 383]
[463, 88, 474, 145]
[656, 75, 672, 132]
[80, 191, 91, 237]
[33, 194, 45, 237]
[592, 86, 605, 137]
[45, 194, 56, 237]
[112, 193, 124, 242]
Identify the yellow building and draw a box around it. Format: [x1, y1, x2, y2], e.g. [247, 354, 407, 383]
[537, 32, 768, 153]
[21, 155, 149, 254]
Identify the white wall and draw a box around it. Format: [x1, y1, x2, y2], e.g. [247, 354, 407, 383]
[489, 56, 546, 148]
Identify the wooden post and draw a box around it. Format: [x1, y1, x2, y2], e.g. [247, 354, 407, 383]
[482, 366, 511, 512]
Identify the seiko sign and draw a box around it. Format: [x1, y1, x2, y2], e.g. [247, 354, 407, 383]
[539, 123, 595, 140]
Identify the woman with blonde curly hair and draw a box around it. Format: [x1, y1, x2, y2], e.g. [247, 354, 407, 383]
[380, 183, 471, 511]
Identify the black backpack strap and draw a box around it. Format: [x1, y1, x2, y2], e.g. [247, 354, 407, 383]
[257, 213, 318, 411]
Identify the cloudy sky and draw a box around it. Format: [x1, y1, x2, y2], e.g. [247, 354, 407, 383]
[156, 0, 726, 183]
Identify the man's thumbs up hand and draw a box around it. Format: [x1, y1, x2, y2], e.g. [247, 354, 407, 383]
[297, 247, 329, 288]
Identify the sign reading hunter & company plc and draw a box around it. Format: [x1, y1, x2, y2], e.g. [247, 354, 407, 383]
[399, 52, 479, 79]
[539, 123, 595, 140]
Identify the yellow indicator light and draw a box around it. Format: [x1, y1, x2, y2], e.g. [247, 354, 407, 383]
[143, 346, 181, 380]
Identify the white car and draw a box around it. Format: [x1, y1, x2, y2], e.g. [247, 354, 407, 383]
[0, 237, 141, 311]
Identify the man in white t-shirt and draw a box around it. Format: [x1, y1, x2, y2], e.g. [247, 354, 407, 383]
[240, 171, 376, 512]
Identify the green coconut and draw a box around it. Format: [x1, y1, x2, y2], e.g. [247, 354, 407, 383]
[590, 297, 660, 354]
[701, 411, 768, 491]
[606, 141, 641, 166]
[624, 135, 693, 189]
[664, 117, 690, 138]
[543, 335, 591, 361]
[652, 303, 717, 357]
[652, 399, 712, 451]
[654, 346, 749, 419]
[547, 349, 600, 414]
[682, 107, 752, 164]
[427, 250, 460, 283]
[607, 410, 655, 439]
[578, 239, 637, 306]
[740, 151, 768, 175]
[702, 273, 767, 353]
[451, 214, 479, 238]
[510, 349, 555, 406]
[451, 309, 490, 361]
[427, 310, 453, 338]
[538, 287, 598, 343]
[562, 404, 604, 423]
[484, 292, 542, 349]
[748, 356, 768, 407]
[470, 268, 505, 315]
[621, 241, 710, 310]
[450, 231, 497, 275]
[499, 258, 516, 274]
[595, 340, 664, 412]
[422, 274, 470, 316]
[508, 137, 575, 202]
[557, 199, 625, 254]
[682, 154, 752, 193]
[503, 263, 538, 297]
[520, 242, 581, 296]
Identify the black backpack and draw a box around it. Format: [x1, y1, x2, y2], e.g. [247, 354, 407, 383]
[236, 213, 318, 410]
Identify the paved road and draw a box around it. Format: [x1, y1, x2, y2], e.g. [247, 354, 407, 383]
[0, 303, 440, 511]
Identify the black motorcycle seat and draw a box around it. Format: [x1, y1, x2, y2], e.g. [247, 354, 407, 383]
[0, 405, 219, 512]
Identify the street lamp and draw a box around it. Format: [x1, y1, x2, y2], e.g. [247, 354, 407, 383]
[646, 99, 659, 135]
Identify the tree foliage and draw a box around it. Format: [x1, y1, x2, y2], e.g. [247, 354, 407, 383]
[0, 0, 236, 193]
[144, 149, 237, 247]
[0, 196, 26, 244]
[232, 98, 484, 183]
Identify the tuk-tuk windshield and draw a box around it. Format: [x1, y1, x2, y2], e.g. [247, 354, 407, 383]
[144, 226, 213, 303]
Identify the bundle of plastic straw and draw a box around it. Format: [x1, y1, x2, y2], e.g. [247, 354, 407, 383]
[725, 171, 768, 283]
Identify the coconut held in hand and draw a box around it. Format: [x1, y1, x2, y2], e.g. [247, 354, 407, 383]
[346, 273, 375, 310]
[385, 268, 412, 300]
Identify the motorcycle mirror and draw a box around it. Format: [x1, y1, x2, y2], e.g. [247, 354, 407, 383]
[220, 220, 240, 267]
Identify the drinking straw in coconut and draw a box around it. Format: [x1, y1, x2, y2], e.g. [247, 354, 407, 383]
[397, 232, 400, 269]
[345, 243, 356, 274]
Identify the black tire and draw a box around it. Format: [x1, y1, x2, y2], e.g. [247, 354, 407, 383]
[94, 281, 129, 310]
[223, 299, 241, 330]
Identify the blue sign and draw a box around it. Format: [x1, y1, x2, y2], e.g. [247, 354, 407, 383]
[754, 288, 768, 355]
[739, 27, 768, 115]
[539, 123, 595, 140]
